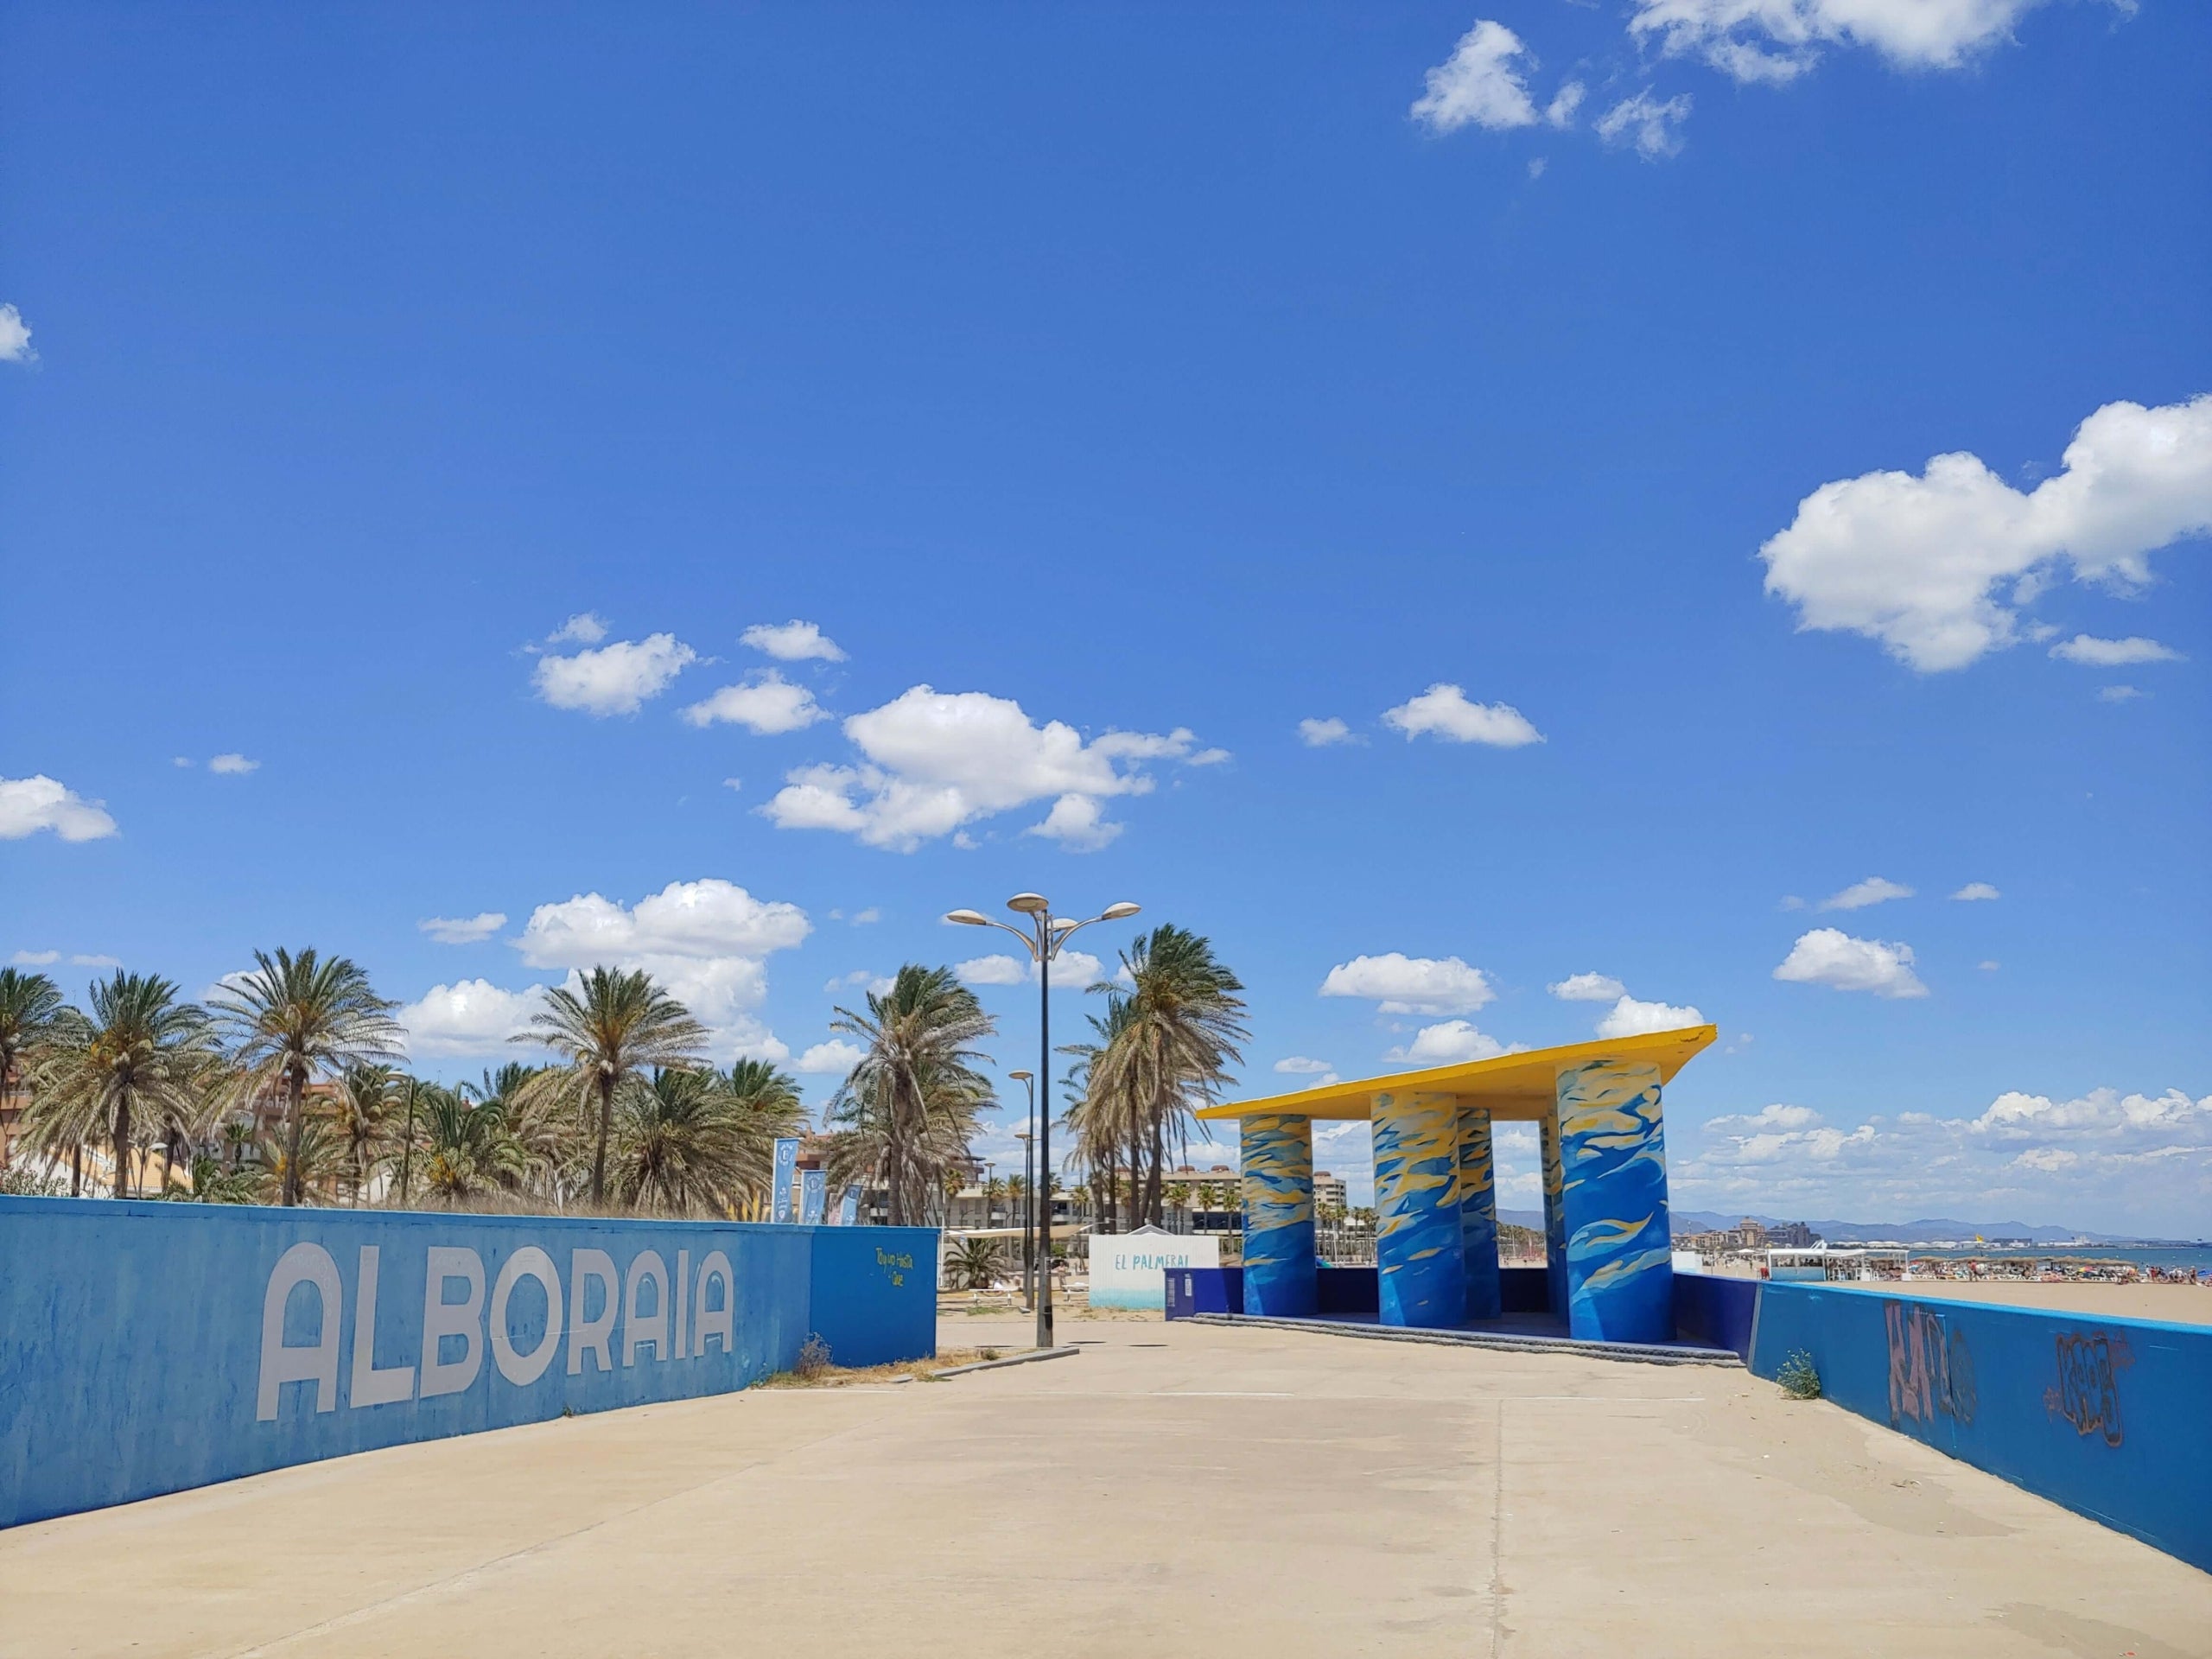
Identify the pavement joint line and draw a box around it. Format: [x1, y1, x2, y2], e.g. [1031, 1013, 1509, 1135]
[928, 1344, 1080, 1378]
[1184, 1313, 1745, 1367]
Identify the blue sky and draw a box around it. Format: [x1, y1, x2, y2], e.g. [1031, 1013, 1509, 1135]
[3, 3, 2206, 1234]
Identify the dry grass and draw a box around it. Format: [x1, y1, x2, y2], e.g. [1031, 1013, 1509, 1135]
[753, 1344, 1012, 1389]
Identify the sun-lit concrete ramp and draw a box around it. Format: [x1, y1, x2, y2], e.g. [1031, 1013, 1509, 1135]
[3, 1318, 2206, 1658]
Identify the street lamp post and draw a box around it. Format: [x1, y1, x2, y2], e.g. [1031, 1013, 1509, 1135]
[947, 893, 1141, 1351]
[1009, 1071, 1035, 1313]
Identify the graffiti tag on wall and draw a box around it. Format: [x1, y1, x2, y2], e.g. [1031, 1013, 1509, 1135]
[1885, 1301, 1977, 1432]
[2044, 1332, 2130, 1447]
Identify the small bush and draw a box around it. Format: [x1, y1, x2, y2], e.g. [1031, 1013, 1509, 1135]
[0, 1167, 67, 1198]
[1777, 1348, 1821, 1400]
[794, 1332, 833, 1380]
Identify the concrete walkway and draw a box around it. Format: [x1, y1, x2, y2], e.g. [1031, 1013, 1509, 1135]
[4, 1316, 2207, 1657]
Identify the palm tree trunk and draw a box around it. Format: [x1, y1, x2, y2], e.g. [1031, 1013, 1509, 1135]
[282, 1066, 306, 1206]
[112, 1093, 132, 1200]
[590, 1073, 613, 1206]
[1146, 1109, 1166, 1227]
[70, 1139, 81, 1196]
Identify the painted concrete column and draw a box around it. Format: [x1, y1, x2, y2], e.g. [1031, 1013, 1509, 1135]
[1555, 1059, 1674, 1343]
[1372, 1090, 1465, 1328]
[1240, 1114, 1317, 1317]
[1541, 1113, 1567, 1320]
[1458, 1103, 1503, 1321]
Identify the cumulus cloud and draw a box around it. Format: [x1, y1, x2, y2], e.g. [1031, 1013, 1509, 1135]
[419, 912, 507, 944]
[795, 1039, 866, 1075]
[1594, 90, 1694, 157]
[0, 303, 33, 364]
[955, 950, 1103, 991]
[1760, 394, 2212, 673]
[1596, 994, 1705, 1038]
[546, 613, 608, 645]
[0, 775, 118, 842]
[741, 620, 846, 663]
[1629, 0, 2070, 86]
[1298, 717, 1357, 747]
[1820, 874, 1913, 912]
[1773, 927, 1928, 998]
[533, 633, 697, 715]
[1274, 1056, 1336, 1076]
[1675, 1085, 2211, 1235]
[1549, 971, 1627, 1003]
[398, 979, 547, 1058]
[760, 685, 1214, 853]
[10, 950, 60, 965]
[1545, 81, 1586, 127]
[1411, 20, 1541, 132]
[2049, 634, 2183, 666]
[1951, 882, 2000, 902]
[1381, 684, 1544, 747]
[1321, 953, 1495, 1015]
[207, 753, 259, 776]
[681, 671, 829, 734]
[1386, 1020, 1508, 1066]
[512, 878, 809, 1061]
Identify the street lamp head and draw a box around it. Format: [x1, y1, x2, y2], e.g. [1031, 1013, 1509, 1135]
[944, 909, 992, 926]
[1005, 892, 1050, 914]
[1007, 1069, 1033, 1082]
[1100, 900, 1142, 920]
[1049, 917, 1080, 933]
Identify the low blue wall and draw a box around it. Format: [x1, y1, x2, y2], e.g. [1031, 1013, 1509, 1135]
[1750, 1283, 2212, 1573]
[1672, 1270, 1758, 1362]
[0, 1197, 938, 1529]
[1166, 1265, 1243, 1318]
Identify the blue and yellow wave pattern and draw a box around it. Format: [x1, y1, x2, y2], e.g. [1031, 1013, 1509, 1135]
[1555, 1059, 1674, 1343]
[1240, 1113, 1318, 1316]
[1372, 1090, 1466, 1328]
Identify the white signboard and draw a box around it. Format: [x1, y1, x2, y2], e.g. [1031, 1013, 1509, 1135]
[1087, 1229, 1219, 1311]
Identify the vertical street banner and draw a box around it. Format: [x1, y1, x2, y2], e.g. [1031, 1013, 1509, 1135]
[800, 1168, 827, 1225]
[772, 1139, 799, 1224]
[836, 1185, 860, 1225]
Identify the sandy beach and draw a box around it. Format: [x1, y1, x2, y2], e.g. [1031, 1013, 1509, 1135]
[1827, 1278, 2212, 1325]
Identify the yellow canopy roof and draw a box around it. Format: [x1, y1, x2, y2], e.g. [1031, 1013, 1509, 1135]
[1194, 1025, 1717, 1122]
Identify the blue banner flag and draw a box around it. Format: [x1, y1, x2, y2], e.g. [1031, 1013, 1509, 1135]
[772, 1139, 799, 1224]
[800, 1167, 827, 1225]
[837, 1185, 860, 1226]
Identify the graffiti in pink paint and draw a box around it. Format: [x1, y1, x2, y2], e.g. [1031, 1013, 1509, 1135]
[1885, 1301, 1977, 1432]
[2044, 1332, 2130, 1447]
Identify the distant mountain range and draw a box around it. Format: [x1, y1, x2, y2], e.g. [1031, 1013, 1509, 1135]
[1669, 1209, 2196, 1247]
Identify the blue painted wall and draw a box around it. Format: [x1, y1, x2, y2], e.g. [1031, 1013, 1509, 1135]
[1751, 1283, 2212, 1573]
[0, 1197, 938, 1529]
[1670, 1271, 1758, 1362]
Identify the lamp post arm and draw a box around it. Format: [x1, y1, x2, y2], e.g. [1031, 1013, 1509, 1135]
[964, 917, 1045, 960]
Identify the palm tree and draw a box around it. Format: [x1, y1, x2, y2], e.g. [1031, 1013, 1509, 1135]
[722, 1058, 807, 1212]
[416, 1084, 524, 1205]
[1082, 925, 1248, 1229]
[255, 1116, 351, 1205]
[0, 968, 69, 1173]
[606, 1068, 753, 1216]
[27, 972, 216, 1198]
[518, 967, 707, 1207]
[336, 1062, 402, 1204]
[950, 1234, 1004, 1290]
[213, 949, 402, 1206]
[820, 964, 995, 1227]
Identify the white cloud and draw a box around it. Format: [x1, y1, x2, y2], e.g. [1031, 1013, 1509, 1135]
[1675, 1085, 2211, 1236]
[849, 907, 881, 925]
[1411, 20, 1541, 133]
[1274, 1056, 1335, 1076]
[207, 753, 259, 776]
[1545, 81, 1586, 127]
[1629, 0, 2069, 86]
[1594, 90, 1694, 158]
[1950, 882, 2000, 902]
[1596, 994, 1705, 1038]
[398, 979, 547, 1058]
[72, 953, 121, 968]
[419, 912, 507, 944]
[956, 950, 1103, 991]
[1549, 971, 1627, 1003]
[0, 302, 33, 364]
[721, 777, 743, 792]
[741, 620, 846, 663]
[760, 685, 1213, 853]
[1381, 684, 1544, 747]
[825, 969, 895, 998]
[173, 757, 193, 767]
[1298, 717, 1357, 747]
[1819, 874, 1913, 912]
[0, 775, 118, 842]
[511, 879, 809, 1062]
[533, 633, 697, 715]
[795, 1039, 866, 1075]
[1772, 927, 1928, 998]
[1760, 394, 2212, 673]
[546, 613, 608, 645]
[2049, 634, 2183, 666]
[1025, 793, 1121, 852]
[681, 671, 829, 734]
[1529, 157, 1548, 180]
[10, 950, 60, 965]
[1321, 953, 1495, 1015]
[1386, 1020, 1507, 1066]
[2096, 684, 2143, 703]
